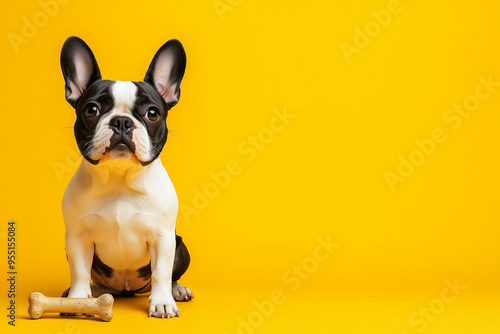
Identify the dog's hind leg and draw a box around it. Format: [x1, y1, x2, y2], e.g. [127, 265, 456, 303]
[171, 235, 194, 301]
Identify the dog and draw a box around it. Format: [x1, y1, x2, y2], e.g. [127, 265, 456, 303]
[59, 36, 193, 318]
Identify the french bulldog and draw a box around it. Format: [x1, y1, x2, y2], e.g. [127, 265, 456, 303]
[59, 36, 193, 318]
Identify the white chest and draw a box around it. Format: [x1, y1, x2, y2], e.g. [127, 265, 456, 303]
[63, 159, 178, 270]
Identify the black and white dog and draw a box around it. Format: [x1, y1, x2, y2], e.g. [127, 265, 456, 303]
[60, 36, 193, 318]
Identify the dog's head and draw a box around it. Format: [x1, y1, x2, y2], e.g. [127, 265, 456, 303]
[60, 36, 186, 166]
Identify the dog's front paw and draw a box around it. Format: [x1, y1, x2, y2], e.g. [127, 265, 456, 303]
[61, 285, 93, 317]
[148, 294, 180, 318]
[67, 286, 92, 299]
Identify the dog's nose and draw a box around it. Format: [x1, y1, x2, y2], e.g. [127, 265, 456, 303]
[109, 116, 135, 133]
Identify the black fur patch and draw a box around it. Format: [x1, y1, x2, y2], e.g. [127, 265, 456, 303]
[173, 235, 191, 282]
[91, 253, 114, 278]
[137, 262, 152, 279]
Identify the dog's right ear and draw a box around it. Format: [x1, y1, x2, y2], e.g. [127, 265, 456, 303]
[60, 36, 101, 108]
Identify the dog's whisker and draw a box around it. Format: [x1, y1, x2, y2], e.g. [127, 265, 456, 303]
[167, 129, 179, 138]
[57, 126, 75, 131]
[151, 146, 161, 155]
[81, 139, 94, 158]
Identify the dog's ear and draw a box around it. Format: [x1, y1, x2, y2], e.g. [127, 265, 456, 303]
[144, 39, 186, 108]
[60, 36, 101, 108]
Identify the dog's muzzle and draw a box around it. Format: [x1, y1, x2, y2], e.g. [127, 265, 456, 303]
[107, 116, 136, 153]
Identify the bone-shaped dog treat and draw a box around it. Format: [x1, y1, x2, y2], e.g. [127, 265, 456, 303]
[28, 292, 114, 321]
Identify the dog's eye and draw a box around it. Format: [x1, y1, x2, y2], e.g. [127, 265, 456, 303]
[146, 108, 160, 121]
[84, 104, 100, 118]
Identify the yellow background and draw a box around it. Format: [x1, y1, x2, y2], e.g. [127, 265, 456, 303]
[1, 0, 500, 333]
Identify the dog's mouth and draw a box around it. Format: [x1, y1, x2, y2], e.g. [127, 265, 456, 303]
[105, 134, 136, 158]
[109, 140, 134, 153]
[83, 127, 144, 165]
[86, 138, 138, 165]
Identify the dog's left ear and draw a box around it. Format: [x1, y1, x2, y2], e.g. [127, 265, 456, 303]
[144, 39, 186, 108]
